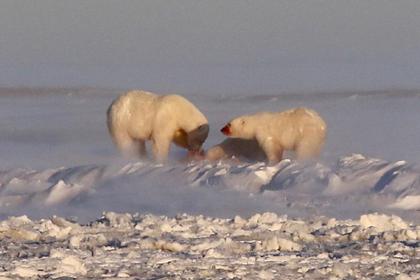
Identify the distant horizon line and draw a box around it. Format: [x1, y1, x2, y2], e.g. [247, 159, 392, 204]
[0, 85, 419, 98]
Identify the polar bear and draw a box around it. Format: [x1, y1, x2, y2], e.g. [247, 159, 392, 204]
[220, 107, 326, 164]
[107, 90, 209, 162]
[206, 138, 266, 162]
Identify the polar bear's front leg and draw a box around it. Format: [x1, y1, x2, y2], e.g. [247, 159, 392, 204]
[152, 135, 171, 162]
[258, 135, 283, 164]
[138, 140, 147, 158]
[151, 112, 177, 162]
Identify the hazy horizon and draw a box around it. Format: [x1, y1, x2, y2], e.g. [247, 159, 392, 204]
[1, 1, 420, 94]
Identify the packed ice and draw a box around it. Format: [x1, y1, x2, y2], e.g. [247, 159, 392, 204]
[0, 211, 419, 279]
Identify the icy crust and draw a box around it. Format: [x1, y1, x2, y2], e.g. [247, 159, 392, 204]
[0, 212, 419, 279]
[1, 154, 420, 214]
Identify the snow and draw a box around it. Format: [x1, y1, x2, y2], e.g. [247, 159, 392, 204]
[0, 211, 419, 279]
[0, 88, 420, 278]
[0, 153, 420, 225]
[360, 213, 409, 232]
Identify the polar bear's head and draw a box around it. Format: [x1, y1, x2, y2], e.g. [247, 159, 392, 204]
[173, 129, 189, 149]
[187, 124, 209, 152]
[173, 124, 209, 153]
[221, 116, 255, 139]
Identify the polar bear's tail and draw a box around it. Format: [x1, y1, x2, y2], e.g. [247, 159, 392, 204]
[106, 96, 134, 156]
[106, 103, 118, 139]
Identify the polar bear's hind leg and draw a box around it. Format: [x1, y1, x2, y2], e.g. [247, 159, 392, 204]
[295, 135, 324, 160]
[110, 131, 141, 158]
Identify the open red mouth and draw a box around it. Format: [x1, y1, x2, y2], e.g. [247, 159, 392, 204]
[220, 124, 231, 136]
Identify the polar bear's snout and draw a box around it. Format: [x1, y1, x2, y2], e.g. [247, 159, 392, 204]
[221, 123, 231, 136]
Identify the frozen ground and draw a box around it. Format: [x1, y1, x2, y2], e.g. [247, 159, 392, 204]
[0, 88, 420, 279]
[0, 212, 419, 279]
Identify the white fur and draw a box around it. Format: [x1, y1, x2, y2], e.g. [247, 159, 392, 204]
[206, 138, 266, 162]
[225, 108, 327, 163]
[107, 90, 208, 161]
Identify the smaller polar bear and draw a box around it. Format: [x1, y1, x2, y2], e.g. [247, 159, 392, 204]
[206, 138, 266, 162]
[220, 107, 327, 164]
[107, 90, 209, 162]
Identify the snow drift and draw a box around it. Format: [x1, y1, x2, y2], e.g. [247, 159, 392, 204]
[1, 154, 419, 222]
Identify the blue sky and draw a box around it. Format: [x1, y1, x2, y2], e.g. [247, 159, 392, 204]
[1, 1, 419, 94]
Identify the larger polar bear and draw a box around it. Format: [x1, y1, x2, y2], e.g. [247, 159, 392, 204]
[220, 107, 326, 164]
[107, 90, 209, 161]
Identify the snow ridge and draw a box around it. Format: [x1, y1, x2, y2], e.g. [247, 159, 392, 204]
[0, 154, 419, 218]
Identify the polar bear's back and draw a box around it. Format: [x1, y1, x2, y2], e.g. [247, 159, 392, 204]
[280, 107, 326, 131]
[107, 90, 159, 140]
[272, 107, 326, 151]
[107, 90, 208, 141]
[156, 94, 208, 132]
[265, 108, 324, 130]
